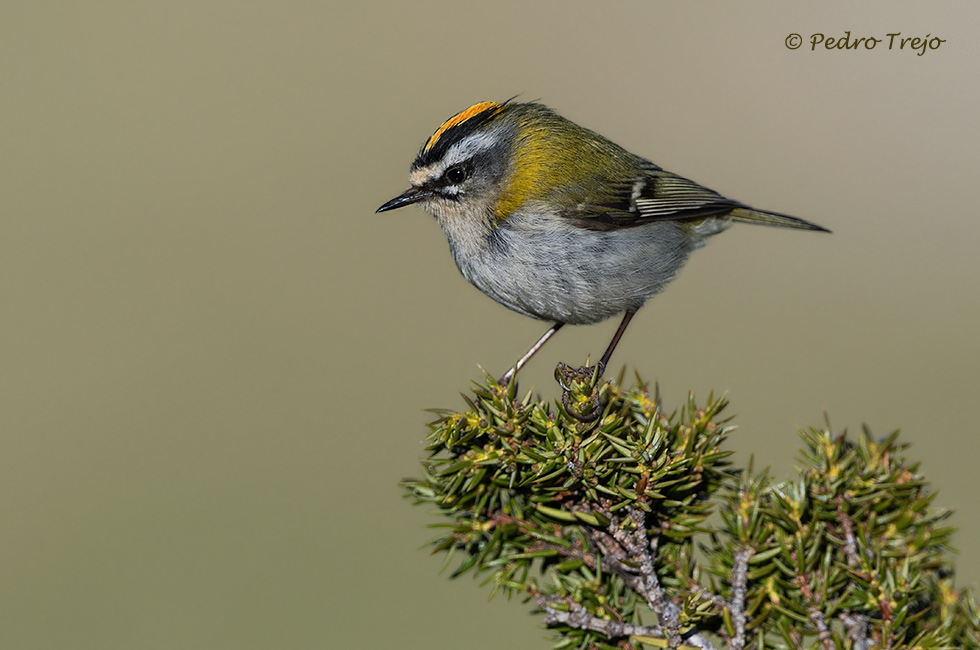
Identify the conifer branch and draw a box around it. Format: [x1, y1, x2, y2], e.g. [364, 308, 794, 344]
[402, 370, 980, 649]
[534, 593, 717, 650]
[836, 502, 860, 568]
[840, 613, 870, 650]
[727, 546, 753, 650]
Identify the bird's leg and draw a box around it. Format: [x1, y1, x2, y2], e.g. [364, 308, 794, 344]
[498, 322, 564, 385]
[596, 310, 636, 376]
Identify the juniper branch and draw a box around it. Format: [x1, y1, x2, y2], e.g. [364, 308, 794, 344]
[584, 526, 643, 580]
[534, 593, 717, 650]
[836, 502, 860, 569]
[693, 586, 729, 613]
[728, 546, 753, 650]
[840, 613, 871, 650]
[798, 579, 834, 650]
[404, 372, 980, 650]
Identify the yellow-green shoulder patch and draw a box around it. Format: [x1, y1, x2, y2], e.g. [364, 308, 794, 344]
[423, 101, 503, 153]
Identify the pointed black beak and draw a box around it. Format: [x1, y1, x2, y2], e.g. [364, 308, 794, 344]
[376, 187, 431, 213]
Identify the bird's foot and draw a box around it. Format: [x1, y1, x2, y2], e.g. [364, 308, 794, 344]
[555, 362, 605, 422]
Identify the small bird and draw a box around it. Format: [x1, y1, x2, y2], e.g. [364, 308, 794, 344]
[378, 100, 828, 382]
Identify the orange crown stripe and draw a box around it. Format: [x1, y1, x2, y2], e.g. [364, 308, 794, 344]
[423, 101, 503, 153]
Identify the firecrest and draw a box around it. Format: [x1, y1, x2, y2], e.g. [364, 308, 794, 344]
[377, 100, 828, 381]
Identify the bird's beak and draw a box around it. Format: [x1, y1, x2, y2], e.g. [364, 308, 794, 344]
[376, 187, 431, 213]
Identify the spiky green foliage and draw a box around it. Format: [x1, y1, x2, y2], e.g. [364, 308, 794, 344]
[403, 372, 979, 649]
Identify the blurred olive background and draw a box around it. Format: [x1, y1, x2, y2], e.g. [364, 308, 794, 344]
[2, 1, 978, 648]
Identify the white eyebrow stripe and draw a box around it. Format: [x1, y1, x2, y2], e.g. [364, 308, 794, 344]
[443, 131, 498, 164]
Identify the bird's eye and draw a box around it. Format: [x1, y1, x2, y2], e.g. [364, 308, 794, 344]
[445, 166, 467, 185]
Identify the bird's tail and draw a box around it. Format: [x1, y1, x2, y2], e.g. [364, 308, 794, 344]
[729, 207, 830, 232]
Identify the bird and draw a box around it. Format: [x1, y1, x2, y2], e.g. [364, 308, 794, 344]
[377, 100, 828, 383]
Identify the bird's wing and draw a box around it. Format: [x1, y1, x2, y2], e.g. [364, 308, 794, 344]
[562, 163, 742, 232]
[564, 162, 827, 232]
